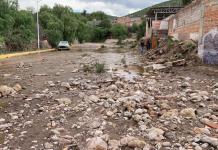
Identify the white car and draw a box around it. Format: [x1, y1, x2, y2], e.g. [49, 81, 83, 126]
[57, 41, 70, 51]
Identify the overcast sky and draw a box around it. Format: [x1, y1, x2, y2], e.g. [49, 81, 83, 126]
[19, 0, 167, 17]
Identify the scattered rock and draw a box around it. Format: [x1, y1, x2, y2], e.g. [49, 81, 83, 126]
[180, 108, 196, 119]
[13, 84, 22, 92]
[44, 142, 53, 149]
[108, 140, 120, 150]
[61, 82, 71, 89]
[0, 85, 16, 97]
[147, 128, 165, 141]
[55, 98, 72, 105]
[89, 95, 100, 103]
[199, 135, 218, 147]
[86, 137, 108, 150]
[120, 136, 146, 148]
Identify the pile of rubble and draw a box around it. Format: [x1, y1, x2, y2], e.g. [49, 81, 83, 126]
[144, 38, 200, 66]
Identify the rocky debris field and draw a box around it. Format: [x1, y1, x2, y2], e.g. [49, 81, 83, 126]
[0, 44, 218, 150]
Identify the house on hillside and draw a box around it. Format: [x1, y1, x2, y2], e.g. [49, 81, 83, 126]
[114, 16, 142, 27]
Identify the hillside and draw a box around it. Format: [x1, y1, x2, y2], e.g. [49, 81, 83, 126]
[127, 0, 184, 18]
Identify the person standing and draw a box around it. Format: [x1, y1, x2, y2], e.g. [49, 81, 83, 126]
[146, 38, 151, 50]
[140, 39, 145, 54]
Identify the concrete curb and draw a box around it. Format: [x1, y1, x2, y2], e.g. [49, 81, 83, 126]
[0, 49, 55, 60]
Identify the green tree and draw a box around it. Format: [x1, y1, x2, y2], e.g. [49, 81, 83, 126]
[89, 11, 108, 21]
[130, 23, 139, 33]
[99, 18, 111, 28]
[137, 21, 146, 40]
[5, 10, 35, 51]
[110, 24, 128, 39]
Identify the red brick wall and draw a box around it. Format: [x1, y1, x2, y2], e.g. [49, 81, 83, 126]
[203, 0, 218, 33]
[168, 0, 218, 41]
[168, 0, 202, 41]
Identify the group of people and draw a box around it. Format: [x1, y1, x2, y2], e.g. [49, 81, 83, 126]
[139, 38, 151, 54]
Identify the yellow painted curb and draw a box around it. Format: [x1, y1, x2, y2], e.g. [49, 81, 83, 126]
[0, 49, 55, 60]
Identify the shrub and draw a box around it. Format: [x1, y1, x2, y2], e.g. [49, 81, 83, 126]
[95, 63, 105, 73]
[111, 24, 128, 39]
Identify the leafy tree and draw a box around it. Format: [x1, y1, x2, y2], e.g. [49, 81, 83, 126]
[5, 10, 35, 51]
[129, 23, 139, 33]
[137, 21, 146, 40]
[99, 18, 111, 28]
[92, 27, 109, 42]
[89, 11, 108, 21]
[0, 0, 35, 51]
[110, 24, 128, 39]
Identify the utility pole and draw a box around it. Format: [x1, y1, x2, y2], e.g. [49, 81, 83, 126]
[36, 0, 43, 49]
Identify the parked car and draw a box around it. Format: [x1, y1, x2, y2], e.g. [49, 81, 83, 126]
[57, 41, 70, 51]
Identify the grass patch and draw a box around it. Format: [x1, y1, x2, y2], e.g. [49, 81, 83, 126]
[0, 101, 9, 109]
[0, 134, 4, 144]
[95, 63, 105, 73]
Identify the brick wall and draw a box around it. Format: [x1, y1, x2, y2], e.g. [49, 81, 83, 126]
[168, 0, 218, 41]
[168, 0, 202, 41]
[203, 0, 218, 33]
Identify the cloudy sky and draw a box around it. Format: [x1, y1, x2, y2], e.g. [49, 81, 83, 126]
[19, 0, 167, 16]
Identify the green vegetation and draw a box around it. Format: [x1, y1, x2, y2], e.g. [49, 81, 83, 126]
[95, 63, 105, 73]
[0, 0, 125, 52]
[0, 0, 35, 51]
[127, 0, 189, 18]
[110, 24, 128, 40]
[136, 21, 146, 40]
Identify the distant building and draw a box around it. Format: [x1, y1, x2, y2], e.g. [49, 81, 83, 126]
[114, 16, 142, 27]
[144, 6, 182, 48]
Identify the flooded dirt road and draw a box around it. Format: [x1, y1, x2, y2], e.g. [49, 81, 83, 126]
[0, 43, 218, 150]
